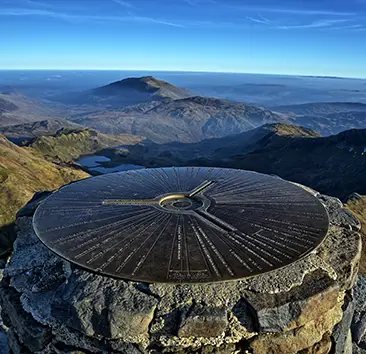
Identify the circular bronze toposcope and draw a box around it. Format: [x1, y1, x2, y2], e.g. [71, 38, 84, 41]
[33, 167, 329, 284]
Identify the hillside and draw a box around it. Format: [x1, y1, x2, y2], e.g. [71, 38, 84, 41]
[52, 76, 193, 108]
[345, 193, 366, 274]
[0, 134, 89, 255]
[0, 119, 83, 143]
[0, 97, 18, 113]
[28, 128, 143, 162]
[72, 96, 285, 143]
[0, 92, 62, 127]
[294, 111, 366, 136]
[273, 102, 366, 115]
[207, 127, 366, 198]
[123, 123, 319, 165]
[273, 102, 366, 135]
[107, 124, 366, 199]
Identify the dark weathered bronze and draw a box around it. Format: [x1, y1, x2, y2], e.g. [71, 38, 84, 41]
[33, 167, 329, 283]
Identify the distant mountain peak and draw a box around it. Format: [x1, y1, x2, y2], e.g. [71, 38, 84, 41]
[91, 76, 193, 101]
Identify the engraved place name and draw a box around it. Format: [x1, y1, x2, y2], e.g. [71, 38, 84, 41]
[33, 167, 329, 284]
[168, 270, 209, 281]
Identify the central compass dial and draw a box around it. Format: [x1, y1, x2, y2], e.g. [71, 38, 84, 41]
[159, 194, 203, 211]
[33, 167, 330, 284]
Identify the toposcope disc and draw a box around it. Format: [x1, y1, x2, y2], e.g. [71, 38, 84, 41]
[33, 167, 329, 284]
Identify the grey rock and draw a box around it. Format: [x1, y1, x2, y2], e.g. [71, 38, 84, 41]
[0, 281, 52, 352]
[178, 304, 228, 338]
[332, 293, 355, 354]
[352, 276, 366, 346]
[52, 270, 157, 339]
[330, 208, 361, 231]
[6, 328, 31, 354]
[244, 270, 337, 333]
[354, 276, 366, 315]
[318, 194, 361, 231]
[318, 194, 343, 213]
[352, 312, 366, 345]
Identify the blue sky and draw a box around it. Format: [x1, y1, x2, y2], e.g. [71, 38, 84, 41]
[1, 0, 366, 77]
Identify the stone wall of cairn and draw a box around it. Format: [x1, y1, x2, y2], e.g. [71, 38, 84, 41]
[0, 190, 362, 354]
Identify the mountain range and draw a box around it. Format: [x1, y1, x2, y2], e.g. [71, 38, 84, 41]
[0, 119, 83, 143]
[0, 91, 64, 127]
[2, 76, 366, 143]
[96, 123, 366, 199]
[71, 96, 285, 143]
[273, 102, 366, 136]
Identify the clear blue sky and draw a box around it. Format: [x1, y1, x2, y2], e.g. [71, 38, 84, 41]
[1, 0, 366, 78]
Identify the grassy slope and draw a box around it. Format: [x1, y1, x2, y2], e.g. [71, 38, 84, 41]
[0, 134, 89, 228]
[345, 196, 366, 274]
[265, 123, 320, 137]
[29, 129, 143, 162]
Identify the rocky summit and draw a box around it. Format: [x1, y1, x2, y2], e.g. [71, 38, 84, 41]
[0, 182, 363, 354]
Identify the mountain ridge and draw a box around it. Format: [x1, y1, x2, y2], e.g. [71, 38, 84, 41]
[72, 95, 285, 143]
[27, 127, 143, 163]
[0, 119, 83, 143]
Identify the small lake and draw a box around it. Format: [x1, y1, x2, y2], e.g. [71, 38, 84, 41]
[77, 155, 144, 174]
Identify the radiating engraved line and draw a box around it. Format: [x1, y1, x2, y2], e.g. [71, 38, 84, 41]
[116, 214, 170, 273]
[213, 208, 323, 235]
[211, 182, 291, 197]
[230, 231, 283, 265]
[173, 167, 182, 192]
[151, 168, 173, 190]
[144, 168, 170, 192]
[86, 213, 168, 267]
[156, 168, 176, 191]
[132, 214, 172, 276]
[253, 230, 299, 256]
[183, 215, 189, 272]
[208, 228, 254, 272]
[223, 232, 263, 271]
[194, 208, 278, 267]
[48, 208, 157, 242]
[190, 218, 217, 277]
[41, 204, 151, 231]
[195, 221, 234, 276]
[167, 215, 181, 278]
[95, 213, 168, 272]
[68, 211, 159, 253]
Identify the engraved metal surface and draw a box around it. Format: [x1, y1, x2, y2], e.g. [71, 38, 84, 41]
[33, 167, 329, 283]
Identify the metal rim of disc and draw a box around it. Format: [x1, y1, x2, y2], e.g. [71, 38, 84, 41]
[33, 167, 329, 284]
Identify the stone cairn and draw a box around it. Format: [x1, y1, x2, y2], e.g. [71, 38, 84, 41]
[0, 188, 363, 354]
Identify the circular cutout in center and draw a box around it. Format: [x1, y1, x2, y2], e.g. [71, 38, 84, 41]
[160, 195, 203, 211]
[173, 200, 192, 208]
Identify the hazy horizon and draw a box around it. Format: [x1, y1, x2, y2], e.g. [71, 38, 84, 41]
[0, 69, 365, 80]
